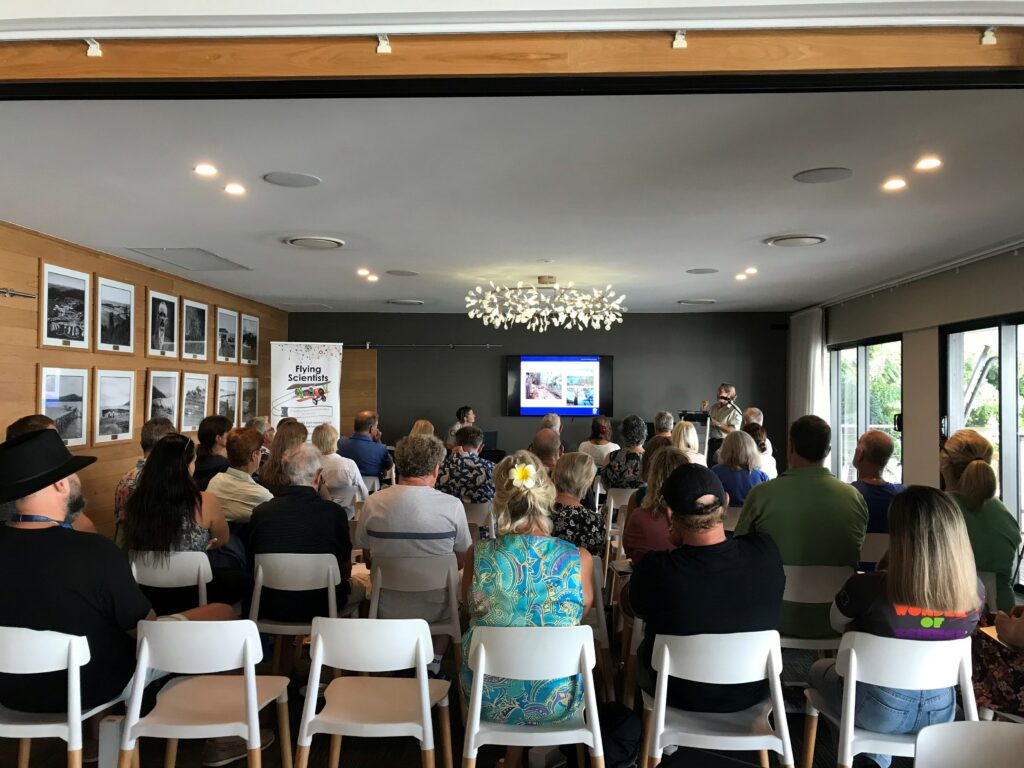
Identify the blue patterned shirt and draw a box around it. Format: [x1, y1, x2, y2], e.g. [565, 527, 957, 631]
[436, 452, 496, 504]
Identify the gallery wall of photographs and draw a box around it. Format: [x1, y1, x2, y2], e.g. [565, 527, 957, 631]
[38, 261, 267, 448]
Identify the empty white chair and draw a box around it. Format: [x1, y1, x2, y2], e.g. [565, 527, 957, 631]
[295, 618, 453, 768]
[0, 627, 122, 768]
[463, 625, 603, 767]
[640, 631, 793, 768]
[915, 721, 1024, 767]
[463, 501, 495, 538]
[859, 533, 889, 567]
[780, 565, 854, 651]
[584, 556, 616, 701]
[118, 619, 290, 768]
[803, 631, 978, 768]
[130, 551, 213, 605]
[979, 570, 999, 613]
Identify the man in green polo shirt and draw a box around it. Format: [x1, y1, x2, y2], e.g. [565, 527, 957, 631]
[735, 415, 868, 638]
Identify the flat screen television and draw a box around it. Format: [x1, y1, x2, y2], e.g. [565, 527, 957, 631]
[504, 355, 614, 417]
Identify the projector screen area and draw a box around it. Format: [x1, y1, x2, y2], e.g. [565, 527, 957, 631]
[505, 355, 613, 417]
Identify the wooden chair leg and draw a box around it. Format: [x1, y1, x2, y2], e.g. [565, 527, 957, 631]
[164, 738, 178, 768]
[131, 745, 140, 768]
[801, 713, 818, 768]
[17, 738, 30, 768]
[116, 749, 133, 768]
[329, 735, 342, 768]
[421, 748, 435, 768]
[67, 749, 82, 768]
[276, 700, 293, 768]
[638, 708, 652, 768]
[453, 642, 468, 726]
[648, 758, 661, 768]
[759, 749, 771, 767]
[437, 704, 453, 768]
[293, 745, 310, 768]
[461, 760, 476, 768]
[590, 756, 605, 768]
[622, 654, 637, 710]
[247, 748, 262, 768]
[576, 743, 586, 766]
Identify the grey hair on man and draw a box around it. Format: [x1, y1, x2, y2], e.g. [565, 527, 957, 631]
[540, 412, 562, 433]
[395, 434, 447, 479]
[654, 411, 674, 434]
[284, 443, 324, 487]
[742, 407, 764, 426]
[245, 416, 270, 435]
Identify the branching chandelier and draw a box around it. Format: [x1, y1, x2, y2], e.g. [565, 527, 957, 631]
[465, 275, 626, 333]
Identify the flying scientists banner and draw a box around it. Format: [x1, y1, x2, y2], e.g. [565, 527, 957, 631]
[270, 342, 343, 435]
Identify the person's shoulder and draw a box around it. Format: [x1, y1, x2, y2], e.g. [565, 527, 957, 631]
[734, 530, 782, 558]
[58, 529, 130, 565]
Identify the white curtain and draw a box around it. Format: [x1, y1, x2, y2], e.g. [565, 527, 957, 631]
[788, 307, 830, 422]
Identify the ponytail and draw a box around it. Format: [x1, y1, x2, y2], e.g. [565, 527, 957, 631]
[493, 450, 555, 536]
[944, 429, 997, 511]
[958, 459, 997, 511]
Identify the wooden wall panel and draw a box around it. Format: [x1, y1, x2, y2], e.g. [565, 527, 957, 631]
[0, 221, 287, 537]
[339, 348, 378, 438]
[0, 28, 1021, 83]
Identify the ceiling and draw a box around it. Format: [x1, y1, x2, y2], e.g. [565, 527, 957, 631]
[0, 89, 1022, 314]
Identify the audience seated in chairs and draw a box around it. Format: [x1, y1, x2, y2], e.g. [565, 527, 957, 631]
[193, 415, 232, 491]
[436, 425, 496, 504]
[736, 415, 868, 639]
[460, 449, 594, 768]
[670, 420, 707, 466]
[112, 415, 174, 540]
[743, 422, 777, 479]
[577, 414, 619, 467]
[337, 410, 394, 482]
[621, 462, 784, 712]
[601, 414, 647, 489]
[710, 430, 770, 507]
[260, 419, 312, 496]
[409, 419, 436, 437]
[808, 485, 984, 768]
[621, 446, 689, 565]
[244, 415, 275, 468]
[312, 422, 368, 512]
[851, 429, 904, 532]
[206, 427, 273, 525]
[248, 443, 364, 623]
[940, 429, 1022, 613]
[551, 451, 605, 555]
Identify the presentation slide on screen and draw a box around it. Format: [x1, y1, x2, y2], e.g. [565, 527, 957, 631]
[520, 355, 600, 416]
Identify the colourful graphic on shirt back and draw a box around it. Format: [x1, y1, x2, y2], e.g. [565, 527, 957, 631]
[891, 603, 976, 640]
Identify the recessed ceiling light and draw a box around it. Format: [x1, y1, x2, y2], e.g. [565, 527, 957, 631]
[366, 274, 380, 283]
[745, 267, 758, 275]
[224, 183, 246, 195]
[263, 171, 322, 188]
[915, 156, 942, 171]
[387, 299, 425, 306]
[356, 268, 370, 276]
[677, 299, 717, 305]
[193, 163, 218, 177]
[386, 270, 420, 277]
[793, 167, 853, 184]
[685, 268, 719, 275]
[882, 177, 907, 191]
[764, 235, 827, 247]
[735, 274, 748, 281]
[285, 236, 345, 250]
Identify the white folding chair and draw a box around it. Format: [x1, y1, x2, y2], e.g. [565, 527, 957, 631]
[331, 485, 361, 517]
[584, 556, 616, 701]
[0, 627, 122, 768]
[859, 533, 889, 568]
[362, 475, 381, 494]
[249, 553, 356, 674]
[295, 618, 453, 768]
[601, 488, 634, 582]
[915, 721, 1024, 767]
[641, 631, 794, 768]
[118, 620, 290, 768]
[723, 507, 742, 534]
[803, 632, 978, 768]
[130, 551, 213, 605]
[463, 501, 495, 538]
[979, 570, 999, 613]
[463, 626, 604, 767]
[621, 615, 645, 710]
[779, 565, 855, 651]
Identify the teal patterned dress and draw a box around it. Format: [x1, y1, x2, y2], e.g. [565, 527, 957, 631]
[460, 534, 585, 725]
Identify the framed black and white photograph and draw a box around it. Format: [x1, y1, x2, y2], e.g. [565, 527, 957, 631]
[217, 375, 239, 427]
[95, 277, 134, 353]
[147, 290, 178, 358]
[94, 369, 135, 444]
[216, 307, 238, 363]
[182, 299, 208, 361]
[147, 370, 179, 428]
[39, 366, 89, 447]
[181, 372, 209, 433]
[241, 377, 258, 425]
[240, 314, 259, 365]
[41, 263, 90, 350]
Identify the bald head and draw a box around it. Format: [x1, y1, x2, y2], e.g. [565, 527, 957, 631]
[353, 410, 379, 433]
[855, 430, 895, 473]
[530, 428, 562, 467]
[742, 407, 764, 426]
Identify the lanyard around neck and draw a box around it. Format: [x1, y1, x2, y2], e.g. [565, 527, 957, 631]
[8, 513, 72, 529]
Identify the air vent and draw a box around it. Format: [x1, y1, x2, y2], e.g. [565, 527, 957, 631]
[386, 270, 420, 277]
[284, 236, 346, 250]
[685, 268, 719, 275]
[764, 235, 827, 248]
[263, 172, 322, 188]
[128, 248, 250, 272]
[278, 302, 334, 311]
[387, 299, 425, 306]
[677, 299, 717, 305]
[793, 167, 852, 184]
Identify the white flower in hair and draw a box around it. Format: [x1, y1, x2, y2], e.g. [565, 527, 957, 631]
[511, 462, 537, 489]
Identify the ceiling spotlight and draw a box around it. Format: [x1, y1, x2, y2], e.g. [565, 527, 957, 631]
[745, 267, 758, 275]
[366, 274, 380, 282]
[224, 183, 246, 195]
[915, 156, 942, 171]
[356, 268, 370, 276]
[193, 163, 218, 177]
[764, 235, 827, 248]
[882, 177, 907, 191]
[735, 274, 748, 281]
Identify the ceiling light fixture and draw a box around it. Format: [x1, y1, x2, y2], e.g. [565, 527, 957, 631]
[224, 182, 246, 195]
[387, 299, 425, 306]
[285, 236, 345, 250]
[466, 275, 626, 333]
[915, 156, 942, 171]
[745, 267, 758, 275]
[735, 274, 748, 281]
[263, 171, 322, 188]
[356, 268, 370, 277]
[882, 177, 907, 191]
[793, 167, 853, 184]
[764, 235, 827, 248]
[366, 274, 380, 282]
[193, 163, 218, 177]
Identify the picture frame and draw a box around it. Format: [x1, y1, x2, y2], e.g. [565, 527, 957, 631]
[181, 372, 209, 433]
[146, 370, 180, 429]
[95, 277, 134, 353]
[94, 369, 135, 444]
[39, 366, 89, 447]
[216, 307, 238, 363]
[41, 263, 90, 350]
[240, 314, 259, 365]
[182, 299, 208, 361]
[147, 290, 179, 358]
[216, 375, 240, 427]
[240, 377, 258, 425]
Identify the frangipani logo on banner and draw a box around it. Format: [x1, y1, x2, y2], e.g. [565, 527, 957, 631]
[270, 342, 343, 435]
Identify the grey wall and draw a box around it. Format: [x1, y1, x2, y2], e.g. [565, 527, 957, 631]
[289, 312, 789, 456]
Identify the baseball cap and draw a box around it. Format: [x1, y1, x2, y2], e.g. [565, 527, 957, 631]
[661, 463, 727, 516]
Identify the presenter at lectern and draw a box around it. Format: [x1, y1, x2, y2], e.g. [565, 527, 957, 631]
[701, 382, 742, 459]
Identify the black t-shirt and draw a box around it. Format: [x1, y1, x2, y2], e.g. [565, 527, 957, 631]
[248, 486, 352, 622]
[193, 454, 229, 491]
[629, 532, 785, 712]
[835, 572, 983, 640]
[0, 526, 151, 712]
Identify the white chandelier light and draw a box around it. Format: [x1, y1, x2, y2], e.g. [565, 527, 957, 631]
[465, 276, 626, 333]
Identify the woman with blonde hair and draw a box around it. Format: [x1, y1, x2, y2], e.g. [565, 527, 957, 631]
[311, 422, 368, 514]
[460, 450, 594, 766]
[621, 446, 689, 564]
[670, 420, 707, 466]
[408, 419, 435, 438]
[258, 420, 309, 495]
[711, 430, 770, 507]
[551, 452, 605, 554]
[940, 429, 1021, 612]
[810, 486, 984, 768]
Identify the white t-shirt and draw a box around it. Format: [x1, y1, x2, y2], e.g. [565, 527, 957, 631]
[321, 453, 368, 500]
[578, 440, 620, 466]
